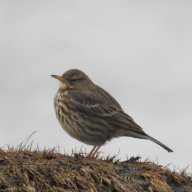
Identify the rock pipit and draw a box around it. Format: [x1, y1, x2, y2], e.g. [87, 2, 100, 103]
[51, 69, 173, 157]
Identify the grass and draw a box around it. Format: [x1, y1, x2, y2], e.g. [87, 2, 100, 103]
[0, 146, 191, 192]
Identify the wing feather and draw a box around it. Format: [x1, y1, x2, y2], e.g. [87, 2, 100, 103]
[68, 86, 146, 137]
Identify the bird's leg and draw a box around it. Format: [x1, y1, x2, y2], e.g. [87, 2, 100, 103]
[90, 145, 101, 157]
[86, 145, 97, 157]
[87, 145, 101, 157]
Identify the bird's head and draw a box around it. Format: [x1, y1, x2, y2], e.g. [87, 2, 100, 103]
[51, 69, 93, 90]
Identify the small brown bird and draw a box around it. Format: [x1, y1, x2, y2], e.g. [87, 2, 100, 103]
[51, 69, 173, 157]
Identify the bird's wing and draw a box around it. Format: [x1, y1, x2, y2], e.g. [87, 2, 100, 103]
[69, 86, 146, 136]
[68, 86, 173, 152]
[69, 86, 124, 117]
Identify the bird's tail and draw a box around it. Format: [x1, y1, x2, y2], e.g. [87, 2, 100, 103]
[146, 134, 173, 153]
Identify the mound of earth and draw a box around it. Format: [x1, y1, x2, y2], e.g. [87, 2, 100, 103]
[0, 149, 191, 192]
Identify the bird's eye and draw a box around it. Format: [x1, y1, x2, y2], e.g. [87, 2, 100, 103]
[71, 78, 78, 83]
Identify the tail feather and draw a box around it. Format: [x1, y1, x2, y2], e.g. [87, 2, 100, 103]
[146, 135, 173, 153]
[122, 129, 173, 152]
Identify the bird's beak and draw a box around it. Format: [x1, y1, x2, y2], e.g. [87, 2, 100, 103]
[51, 74, 68, 89]
[51, 75, 65, 82]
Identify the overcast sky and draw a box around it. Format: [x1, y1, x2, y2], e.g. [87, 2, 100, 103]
[0, 1, 192, 172]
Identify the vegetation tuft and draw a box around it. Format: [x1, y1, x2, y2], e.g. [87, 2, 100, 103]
[0, 148, 191, 192]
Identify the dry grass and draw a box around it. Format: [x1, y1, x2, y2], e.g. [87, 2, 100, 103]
[0, 148, 191, 192]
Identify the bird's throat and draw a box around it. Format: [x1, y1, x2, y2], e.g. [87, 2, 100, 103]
[59, 82, 67, 89]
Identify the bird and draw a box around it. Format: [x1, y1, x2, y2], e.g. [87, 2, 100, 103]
[51, 69, 173, 157]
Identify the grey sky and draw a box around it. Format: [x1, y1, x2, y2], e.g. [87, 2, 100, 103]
[0, 1, 192, 171]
